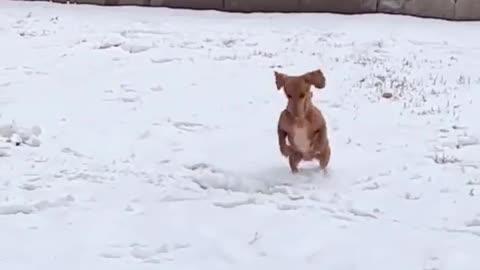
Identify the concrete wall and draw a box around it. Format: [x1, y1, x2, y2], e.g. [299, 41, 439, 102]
[36, 0, 480, 21]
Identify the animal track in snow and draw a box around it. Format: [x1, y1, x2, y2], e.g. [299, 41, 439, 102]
[464, 218, 480, 227]
[61, 147, 91, 159]
[213, 198, 257, 209]
[438, 227, 480, 238]
[362, 182, 381, 191]
[405, 192, 421, 200]
[466, 178, 480, 185]
[157, 195, 204, 203]
[99, 251, 124, 259]
[348, 207, 378, 219]
[19, 183, 42, 191]
[150, 85, 164, 92]
[0, 149, 8, 157]
[0, 81, 11, 87]
[331, 214, 354, 222]
[276, 203, 301, 211]
[171, 121, 207, 132]
[151, 57, 181, 64]
[99, 242, 191, 263]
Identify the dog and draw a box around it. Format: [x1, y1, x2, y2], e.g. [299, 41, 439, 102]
[274, 69, 331, 174]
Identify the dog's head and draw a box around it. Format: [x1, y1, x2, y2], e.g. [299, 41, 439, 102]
[274, 69, 326, 119]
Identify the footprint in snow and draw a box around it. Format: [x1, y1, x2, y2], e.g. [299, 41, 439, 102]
[100, 243, 191, 262]
[151, 58, 181, 64]
[213, 197, 257, 209]
[130, 243, 190, 263]
[0, 81, 11, 87]
[151, 85, 164, 92]
[99, 251, 124, 259]
[171, 121, 207, 132]
[19, 183, 42, 191]
[464, 218, 480, 227]
[348, 207, 378, 219]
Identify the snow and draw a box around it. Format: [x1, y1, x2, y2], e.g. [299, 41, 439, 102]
[1, 1, 480, 269]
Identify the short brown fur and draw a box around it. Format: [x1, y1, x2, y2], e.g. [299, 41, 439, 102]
[274, 69, 331, 173]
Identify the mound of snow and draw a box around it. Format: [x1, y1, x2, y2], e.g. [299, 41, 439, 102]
[0, 121, 42, 147]
[92, 33, 126, 50]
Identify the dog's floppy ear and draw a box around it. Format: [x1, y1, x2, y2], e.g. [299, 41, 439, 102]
[302, 69, 326, 89]
[274, 71, 287, 90]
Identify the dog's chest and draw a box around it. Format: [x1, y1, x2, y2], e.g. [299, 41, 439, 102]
[292, 126, 311, 153]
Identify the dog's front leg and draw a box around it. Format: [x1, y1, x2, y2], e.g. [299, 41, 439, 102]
[277, 126, 291, 157]
[288, 151, 302, 173]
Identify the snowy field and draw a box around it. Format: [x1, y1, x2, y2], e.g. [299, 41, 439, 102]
[1, 1, 480, 269]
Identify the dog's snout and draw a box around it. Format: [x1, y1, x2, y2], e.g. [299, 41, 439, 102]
[287, 99, 306, 120]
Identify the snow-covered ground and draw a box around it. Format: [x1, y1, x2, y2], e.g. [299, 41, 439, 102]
[1, 1, 480, 269]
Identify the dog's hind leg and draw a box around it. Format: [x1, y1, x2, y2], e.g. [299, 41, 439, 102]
[313, 131, 331, 173]
[316, 145, 330, 171]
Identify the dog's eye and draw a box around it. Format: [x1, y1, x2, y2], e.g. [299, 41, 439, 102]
[287, 94, 292, 99]
[299, 93, 305, 98]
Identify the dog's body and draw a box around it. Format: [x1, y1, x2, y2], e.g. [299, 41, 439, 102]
[274, 69, 331, 173]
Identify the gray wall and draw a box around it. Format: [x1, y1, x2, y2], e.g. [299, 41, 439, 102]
[43, 0, 480, 21]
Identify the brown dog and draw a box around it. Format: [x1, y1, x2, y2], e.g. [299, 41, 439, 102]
[274, 69, 331, 174]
